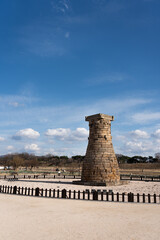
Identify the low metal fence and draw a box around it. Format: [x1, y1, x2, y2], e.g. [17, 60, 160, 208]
[0, 185, 159, 204]
[0, 174, 160, 182]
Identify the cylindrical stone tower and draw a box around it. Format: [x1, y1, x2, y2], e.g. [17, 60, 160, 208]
[81, 113, 120, 186]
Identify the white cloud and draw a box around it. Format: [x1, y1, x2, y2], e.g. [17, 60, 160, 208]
[126, 141, 146, 152]
[155, 139, 160, 144]
[0, 137, 5, 141]
[24, 144, 40, 152]
[50, 148, 69, 156]
[13, 128, 40, 140]
[132, 112, 160, 124]
[152, 129, 160, 138]
[130, 129, 149, 139]
[45, 128, 71, 140]
[114, 135, 126, 141]
[44, 146, 85, 157]
[123, 140, 155, 156]
[45, 127, 88, 142]
[118, 130, 160, 156]
[0, 92, 159, 157]
[71, 128, 89, 141]
[7, 145, 14, 150]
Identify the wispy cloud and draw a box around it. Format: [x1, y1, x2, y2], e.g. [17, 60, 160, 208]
[20, 33, 66, 57]
[51, 0, 71, 14]
[86, 72, 128, 86]
[0, 92, 158, 156]
[0, 95, 33, 109]
[65, 32, 70, 38]
[92, 0, 125, 14]
[8, 102, 22, 107]
[103, 0, 125, 13]
[0, 94, 152, 130]
[131, 112, 160, 124]
[19, 20, 70, 57]
[45, 127, 88, 141]
[7, 145, 14, 150]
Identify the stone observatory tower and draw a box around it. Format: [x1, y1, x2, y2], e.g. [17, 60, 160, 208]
[81, 113, 120, 186]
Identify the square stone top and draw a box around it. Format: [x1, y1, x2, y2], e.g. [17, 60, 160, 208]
[85, 113, 114, 121]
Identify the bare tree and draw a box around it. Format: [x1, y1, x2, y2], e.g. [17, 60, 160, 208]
[9, 155, 24, 170]
[155, 153, 160, 162]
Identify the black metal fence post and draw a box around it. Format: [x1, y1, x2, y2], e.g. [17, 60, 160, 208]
[83, 191, 85, 200]
[111, 192, 114, 202]
[69, 190, 71, 199]
[143, 193, 145, 203]
[122, 193, 125, 202]
[53, 189, 55, 198]
[78, 190, 80, 199]
[41, 189, 43, 197]
[35, 187, 39, 197]
[106, 192, 109, 201]
[117, 192, 119, 202]
[13, 186, 17, 194]
[73, 190, 76, 199]
[45, 189, 47, 197]
[88, 191, 90, 200]
[101, 191, 103, 201]
[49, 189, 51, 197]
[62, 189, 67, 199]
[28, 188, 30, 196]
[128, 192, 134, 202]
[57, 189, 60, 198]
[93, 191, 98, 201]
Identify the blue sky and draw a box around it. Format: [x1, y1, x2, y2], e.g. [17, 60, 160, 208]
[0, 0, 160, 156]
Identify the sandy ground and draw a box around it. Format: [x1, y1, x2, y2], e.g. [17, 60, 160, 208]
[0, 194, 159, 240]
[0, 178, 160, 194]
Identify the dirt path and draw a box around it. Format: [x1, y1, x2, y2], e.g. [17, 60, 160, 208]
[0, 194, 159, 240]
